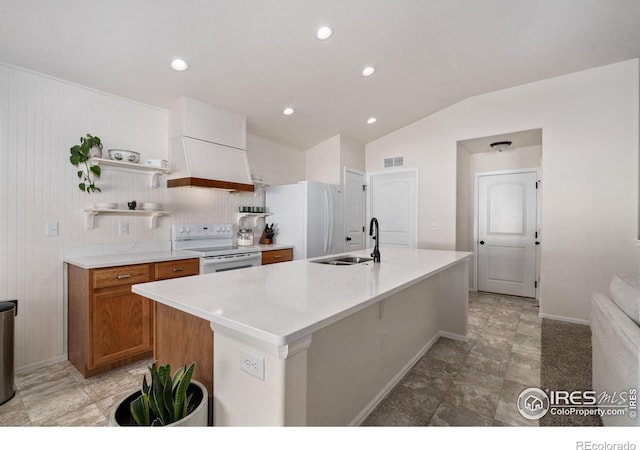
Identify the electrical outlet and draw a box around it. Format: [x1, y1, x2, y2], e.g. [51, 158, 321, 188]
[45, 222, 59, 237]
[118, 222, 129, 236]
[240, 351, 264, 380]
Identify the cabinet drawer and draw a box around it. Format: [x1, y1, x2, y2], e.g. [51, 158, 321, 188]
[155, 259, 199, 280]
[92, 264, 151, 289]
[261, 248, 293, 265]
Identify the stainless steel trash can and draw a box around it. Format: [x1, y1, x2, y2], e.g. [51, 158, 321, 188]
[0, 300, 17, 405]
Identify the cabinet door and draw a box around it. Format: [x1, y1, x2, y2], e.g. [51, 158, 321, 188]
[90, 286, 153, 369]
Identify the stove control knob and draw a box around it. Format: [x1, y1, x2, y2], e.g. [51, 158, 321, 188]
[179, 227, 185, 234]
[226, 226, 231, 232]
[185, 228, 190, 233]
[216, 227, 221, 232]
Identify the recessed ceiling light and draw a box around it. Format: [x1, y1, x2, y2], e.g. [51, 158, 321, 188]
[367, 117, 377, 125]
[170, 59, 189, 71]
[362, 66, 376, 77]
[283, 107, 295, 116]
[316, 26, 333, 40]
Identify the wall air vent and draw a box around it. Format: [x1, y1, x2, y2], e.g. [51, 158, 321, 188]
[384, 156, 404, 168]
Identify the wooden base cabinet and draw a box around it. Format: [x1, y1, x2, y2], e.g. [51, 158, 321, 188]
[154, 303, 214, 424]
[67, 258, 199, 378]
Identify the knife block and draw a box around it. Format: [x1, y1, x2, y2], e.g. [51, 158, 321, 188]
[258, 230, 272, 245]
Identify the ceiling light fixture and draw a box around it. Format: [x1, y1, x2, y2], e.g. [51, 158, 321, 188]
[283, 107, 294, 116]
[316, 26, 333, 40]
[490, 141, 512, 152]
[170, 59, 189, 71]
[362, 66, 376, 77]
[367, 117, 377, 125]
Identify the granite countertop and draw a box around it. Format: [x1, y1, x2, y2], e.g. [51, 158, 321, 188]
[132, 247, 472, 346]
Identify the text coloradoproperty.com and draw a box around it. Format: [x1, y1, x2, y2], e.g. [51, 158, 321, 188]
[551, 407, 628, 417]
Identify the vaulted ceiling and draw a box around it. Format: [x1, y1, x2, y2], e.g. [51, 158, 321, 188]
[1, 0, 639, 149]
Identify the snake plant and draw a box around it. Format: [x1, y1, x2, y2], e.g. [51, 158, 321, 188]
[130, 362, 196, 426]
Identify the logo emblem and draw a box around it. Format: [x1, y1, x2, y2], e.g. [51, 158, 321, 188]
[517, 388, 550, 420]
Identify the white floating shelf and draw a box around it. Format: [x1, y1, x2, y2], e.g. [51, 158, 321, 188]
[236, 212, 271, 218]
[90, 158, 170, 188]
[83, 208, 170, 229]
[235, 212, 271, 226]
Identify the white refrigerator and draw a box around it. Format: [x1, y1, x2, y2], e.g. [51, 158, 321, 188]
[266, 181, 345, 260]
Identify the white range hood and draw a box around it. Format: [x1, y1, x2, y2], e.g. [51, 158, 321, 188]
[167, 97, 254, 192]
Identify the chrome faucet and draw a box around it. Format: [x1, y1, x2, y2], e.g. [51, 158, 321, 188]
[369, 217, 381, 263]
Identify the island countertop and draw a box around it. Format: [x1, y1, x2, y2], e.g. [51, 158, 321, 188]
[132, 247, 472, 346]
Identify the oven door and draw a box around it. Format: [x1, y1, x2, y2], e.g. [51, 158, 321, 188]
[201, 252, 261, 274]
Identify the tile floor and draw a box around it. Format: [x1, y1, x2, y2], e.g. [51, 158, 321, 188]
[0, 291, 541, 426]
[362, 291, 541, 426]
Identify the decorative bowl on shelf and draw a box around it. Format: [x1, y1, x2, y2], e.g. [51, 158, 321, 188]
[93, 202, 117, 209]
[108, 149, 140, 163]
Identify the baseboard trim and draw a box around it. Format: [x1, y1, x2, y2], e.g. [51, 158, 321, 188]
[349, 330, 457, 426]
[439, 331, 469, 342]
[539, 312, 590, 325]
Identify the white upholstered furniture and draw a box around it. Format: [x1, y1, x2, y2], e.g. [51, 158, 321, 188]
[591, 273, 640, 426]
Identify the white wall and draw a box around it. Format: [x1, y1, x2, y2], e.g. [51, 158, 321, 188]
[0, 62, 306, 370]
[305, 134, 341, 185]
[246, 133, 305, 186]
[339, 135, 365, 183]
[305, 134, 366, 186]
[367, 59, 639, 322]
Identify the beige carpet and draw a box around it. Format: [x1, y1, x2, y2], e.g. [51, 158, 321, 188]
[540, 319, 602, 426]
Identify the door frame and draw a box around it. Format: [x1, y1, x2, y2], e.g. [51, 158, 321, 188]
[366, 168, 419, 249]
[344, 167, 366, 252]
[473, 167, 540, 296]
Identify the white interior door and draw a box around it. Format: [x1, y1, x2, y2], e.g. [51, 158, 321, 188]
[344, 169, 366, 252]
[477, 170, 538, 297]
[368, 170, 418, 248]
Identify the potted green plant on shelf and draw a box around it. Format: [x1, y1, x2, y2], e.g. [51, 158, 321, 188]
[109, 362, 208, 426]
[69, 133, 102, 193]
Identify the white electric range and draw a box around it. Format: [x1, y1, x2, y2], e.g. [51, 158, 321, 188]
[171, 224, 261, 274]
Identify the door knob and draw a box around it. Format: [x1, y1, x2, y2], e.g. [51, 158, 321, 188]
[345, 237, 352, 241]
[479, 241, 485, 245]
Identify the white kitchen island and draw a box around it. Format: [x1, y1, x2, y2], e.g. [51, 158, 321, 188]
[132, 246, 472, 426]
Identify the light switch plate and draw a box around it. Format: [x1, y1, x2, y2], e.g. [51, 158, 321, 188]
[118, 222, 129, 235]
[45, 222, 59, 237]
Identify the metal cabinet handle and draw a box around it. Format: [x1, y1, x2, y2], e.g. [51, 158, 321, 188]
[116, 274, 132, 279]
[273, 255, 281, 259]
[172, 267, 184, 272]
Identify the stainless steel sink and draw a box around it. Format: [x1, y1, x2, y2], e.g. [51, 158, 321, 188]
[312, 255, 373, 265]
